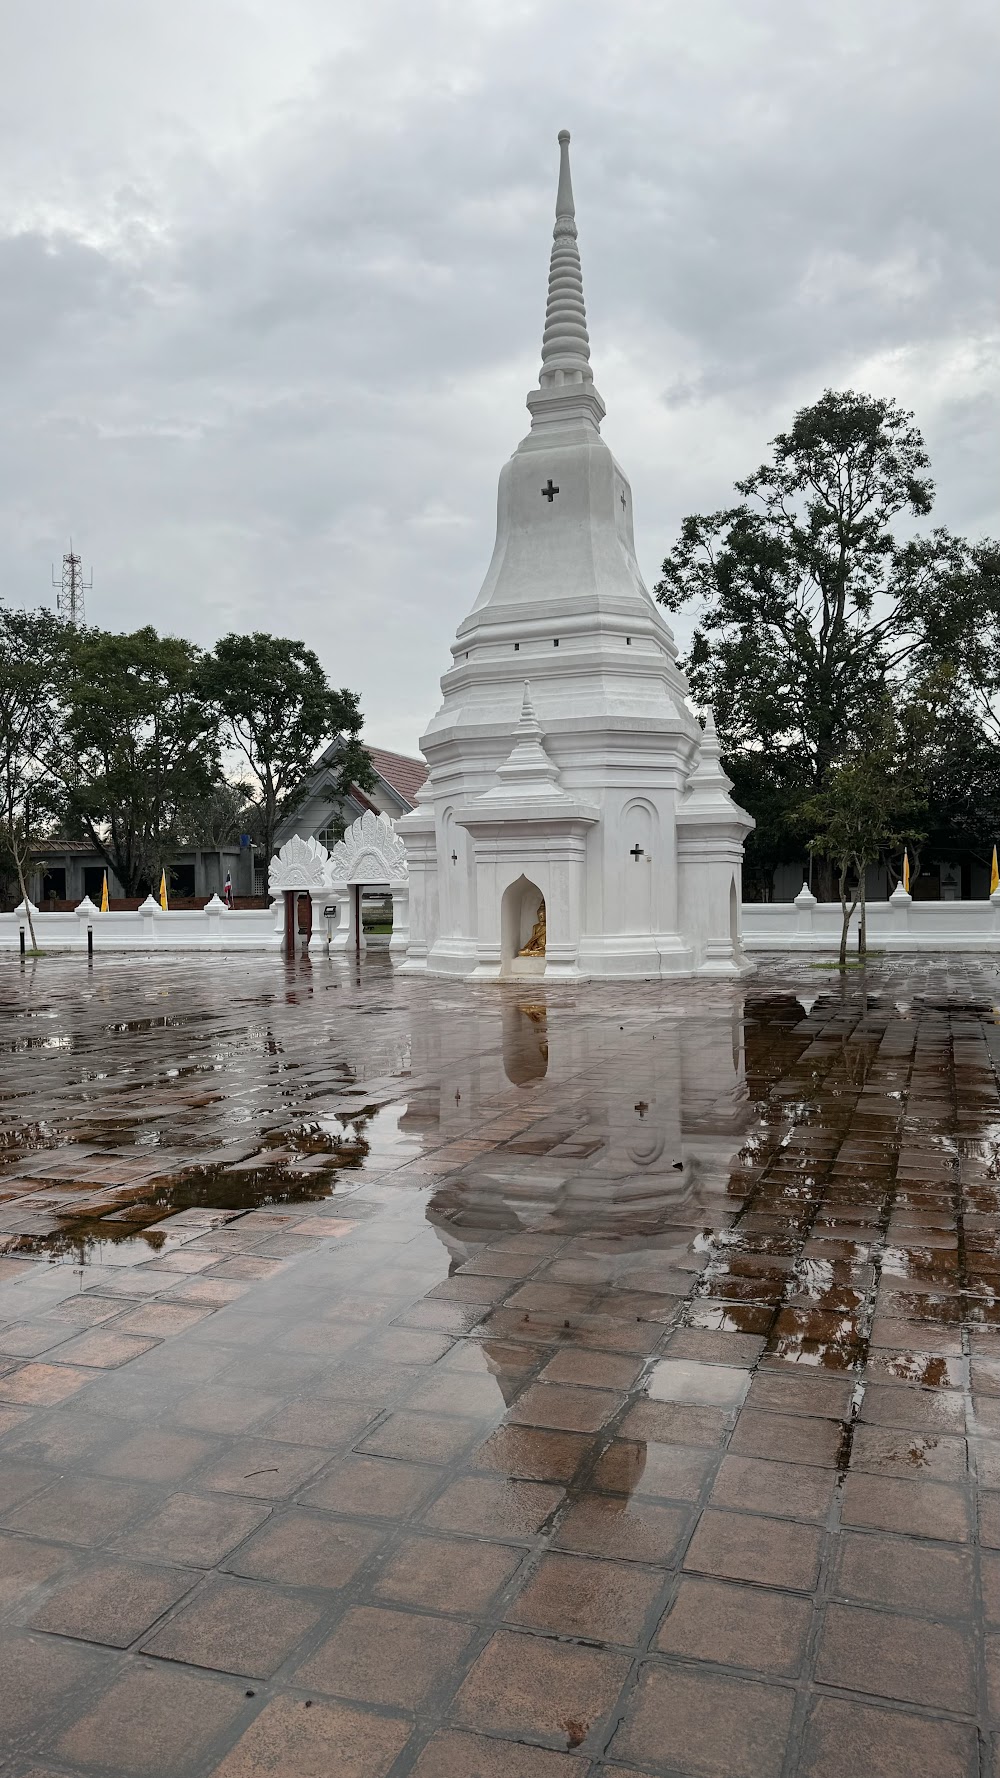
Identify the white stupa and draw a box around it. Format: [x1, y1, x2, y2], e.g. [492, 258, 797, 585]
[398, 131, 753, 981]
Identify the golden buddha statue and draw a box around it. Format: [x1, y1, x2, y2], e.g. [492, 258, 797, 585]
[519, 900, 546, 956]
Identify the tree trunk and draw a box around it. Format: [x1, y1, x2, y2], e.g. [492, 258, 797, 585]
[837, 857, 861, 967]
[13, 848, 38, 950]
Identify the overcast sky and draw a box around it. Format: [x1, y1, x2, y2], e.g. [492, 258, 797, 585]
[2, 0, 997, 755]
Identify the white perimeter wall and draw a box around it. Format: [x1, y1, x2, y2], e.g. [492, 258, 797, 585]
[7, 892, 1000, 957]
[0, 901, 282, 952]
[743, 894, 1000, 952]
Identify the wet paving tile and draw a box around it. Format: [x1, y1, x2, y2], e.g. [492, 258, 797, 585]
[654, 1574, 812, 1676]
[504, 1550, 662, 1644]
[141, 1573, 325, 1677]
[294, 1602, 474, 1709]
[53, 1660, 250, 1775]
[452, 1627, 630, 1751]
[610, 1661, 795, 1777]
[5, 951, 1000, 1772]
[208, 1693, 411, 1778]
[29, 1555, 198, 1646]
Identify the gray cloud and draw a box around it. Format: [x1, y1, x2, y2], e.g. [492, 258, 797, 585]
[0, 0, 997, 751]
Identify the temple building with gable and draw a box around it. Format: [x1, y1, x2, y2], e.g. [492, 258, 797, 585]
[398, 131, 753, 981]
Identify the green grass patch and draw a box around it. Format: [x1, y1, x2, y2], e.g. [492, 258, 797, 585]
[810, 955, 881, 970]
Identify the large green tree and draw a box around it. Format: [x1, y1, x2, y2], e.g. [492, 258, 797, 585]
[55, 626, 222, 895]
[921, 538, 1000, 744]
[655, 390, 981, 892]
[200, 633, 375, 867]
[0, 608, 70, 941]
[893, 669, 1000, 890]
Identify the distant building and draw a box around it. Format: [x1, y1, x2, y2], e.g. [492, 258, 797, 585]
[19, 739, 428, 907]
[27, 841, 254, 907]
[272, 737, 427, 864]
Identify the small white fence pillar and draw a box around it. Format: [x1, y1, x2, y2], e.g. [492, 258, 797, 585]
[888, 881, 912, 939]
[793, 883, 817, 935]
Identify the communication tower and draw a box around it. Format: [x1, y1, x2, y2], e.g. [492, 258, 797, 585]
[52, 544, 92, 626]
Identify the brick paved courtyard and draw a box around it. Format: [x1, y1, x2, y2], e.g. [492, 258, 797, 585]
[2, 950, 1000, 1776]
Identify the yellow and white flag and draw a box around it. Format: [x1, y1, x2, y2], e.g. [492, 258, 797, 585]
[159, 869, 168, 911]
[992, 847, 999, 896]
[902, 850, 910, 894]
[100, 871, 109, 912]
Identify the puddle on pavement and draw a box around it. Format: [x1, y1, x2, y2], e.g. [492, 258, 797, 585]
[4, 967, 1000, 1395]
[0, 1109, 383, 1262]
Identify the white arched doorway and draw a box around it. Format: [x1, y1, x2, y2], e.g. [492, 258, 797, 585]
[500, 874, 546, 978]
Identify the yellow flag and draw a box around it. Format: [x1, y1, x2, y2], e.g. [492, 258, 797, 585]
[100, 871, 109, 912]
[902, 850, 909, 893]
[159, 869, 168, 911]
[992, 847, 999, 896]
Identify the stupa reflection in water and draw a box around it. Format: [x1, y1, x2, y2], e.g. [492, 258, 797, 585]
[414, 992, 751, 1277]
[410, 993, 753, 1446]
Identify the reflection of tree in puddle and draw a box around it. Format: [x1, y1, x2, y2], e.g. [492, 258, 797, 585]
[0, 1120, 58, 1157]
[4, 1112, 377, 1264]
[766, 1310, 866, 1371]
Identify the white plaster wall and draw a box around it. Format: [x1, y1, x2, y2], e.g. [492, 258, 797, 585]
[742, 893, 1000, 951]
[0, 900, 282, 952]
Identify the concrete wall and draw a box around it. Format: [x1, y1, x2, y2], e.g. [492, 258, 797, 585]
[2, 896, 282, 952]
[742, 888, 1000, 952]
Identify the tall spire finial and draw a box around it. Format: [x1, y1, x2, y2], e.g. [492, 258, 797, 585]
[539, 130, 591, 388]
[527, 131, 605, 431]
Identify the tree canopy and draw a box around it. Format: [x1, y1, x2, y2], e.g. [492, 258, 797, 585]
[657, 389, 995, 895]
[0, 619, 375, 908]
[0, 607, 70, 940]
[54, 626, 222, 896]
[200, 633, 375, 868]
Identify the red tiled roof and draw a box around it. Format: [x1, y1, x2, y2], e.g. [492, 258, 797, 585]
[365, 746, 428, 808]
[28, 840, 97, 855]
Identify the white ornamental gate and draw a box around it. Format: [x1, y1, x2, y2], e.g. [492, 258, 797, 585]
[327, 812, 410, 957]
[267, 834, 332, 953]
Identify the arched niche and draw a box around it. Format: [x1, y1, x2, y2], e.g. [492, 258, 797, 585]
[500, 874, 546, 977]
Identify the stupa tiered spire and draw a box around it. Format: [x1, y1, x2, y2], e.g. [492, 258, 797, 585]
[527, 131, 606, 431]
